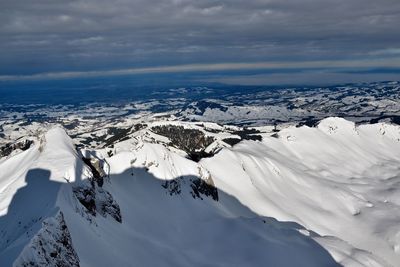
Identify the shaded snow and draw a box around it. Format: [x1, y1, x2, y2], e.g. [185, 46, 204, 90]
[202, 117, 400, 266]
[1, 118, 400, 266]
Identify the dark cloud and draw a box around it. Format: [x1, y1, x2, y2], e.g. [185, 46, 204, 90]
[1, 0, 400, 79]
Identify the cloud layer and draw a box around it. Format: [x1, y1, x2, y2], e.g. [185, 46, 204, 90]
[1, 0, 400, 81]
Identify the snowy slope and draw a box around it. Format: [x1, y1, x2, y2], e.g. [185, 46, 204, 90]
[1, 118, 400, 266]
[0, 127, 86, 266]
[58, 145, 338, 267]
[202, 117, 400, 266]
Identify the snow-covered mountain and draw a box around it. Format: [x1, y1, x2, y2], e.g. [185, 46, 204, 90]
[1, 117, 400, 266]
[1, 81, 400, 137]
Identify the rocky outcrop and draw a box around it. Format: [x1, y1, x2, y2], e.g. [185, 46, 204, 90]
[0, 139, 33, 158]
[73, 185, 96, 217]
[151, 125, 215, 161]
[162, 174, 218, 202]
[95, 187, 122, 223]
[73, 182, 121, 223]
[190, 178, 219, 201]
[74, 155, 121, 222]
[190, 169, 219, 201]
[162, 180, 182, 196]
[222, 128, 262, 146]
[81, 157, 106, 187]
[14, 212, 80, 267]
[74, 124, 146, 149]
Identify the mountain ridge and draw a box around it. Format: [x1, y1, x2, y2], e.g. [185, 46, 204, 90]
[0, 117, 399, 266]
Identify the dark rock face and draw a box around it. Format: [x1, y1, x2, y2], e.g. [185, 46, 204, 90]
[186, 151, 214, 162]
[15, 212, 80, 267]
[162, 176, 219, 202]
[74, 156, 120, 222]
[73, 182, 121, 223]
[151, 125, 215, 161]
[162, 180, 182, 196]
[190, 178, 219, 201]
[81, 157, 106, 187]
[103, 127, 132, 147]
[103, 124, 146, 147]
[0, 139, 33, 158]
[96, 187, 122, 223]
[221, 138, 241, 146]
[222, 128, 262, 146]
[73, 124, 146, 149]
[296, 117, 320, 128]
[271, 133, 280, 138]
[73, 185, 96, 217]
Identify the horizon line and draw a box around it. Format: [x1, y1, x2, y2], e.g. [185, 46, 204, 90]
[1, 58, 400, 81]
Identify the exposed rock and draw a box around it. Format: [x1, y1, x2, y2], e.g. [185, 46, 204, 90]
[96, 187, 122, 223]
[162, 180, 182, 196]
[186, 151, 214, 162]
[271, 133, 280, 138]
[222, 127, 262, 146]
[38, 136, 46, 153]
[14, 211, 80, 267]
[151, 125, 215, 161]
[103, 127, 132, 147]
[103, 124, 146, 147]
[162, 175, 218, 202]
[73, 185, 96, 217]
[222, 138, 241, 146]
[190, 178, 219, 201]
[296, 117, 320, 128]
[72, 124, 146, 149]
[191, 167, 218, 201]
[0, 139, 33, 158]
[81, 157, 106, 187]
[73, 182, 121, 223]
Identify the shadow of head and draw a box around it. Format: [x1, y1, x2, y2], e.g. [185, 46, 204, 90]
[25, 169, 52, 185]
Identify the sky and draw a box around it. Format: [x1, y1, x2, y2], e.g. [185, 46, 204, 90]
[1, 0, 400, 85]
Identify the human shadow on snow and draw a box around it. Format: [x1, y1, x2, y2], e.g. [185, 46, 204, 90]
[0, 168, 62, 266]
[0, 160, 342, 267]
[104, 166, 342, 267]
